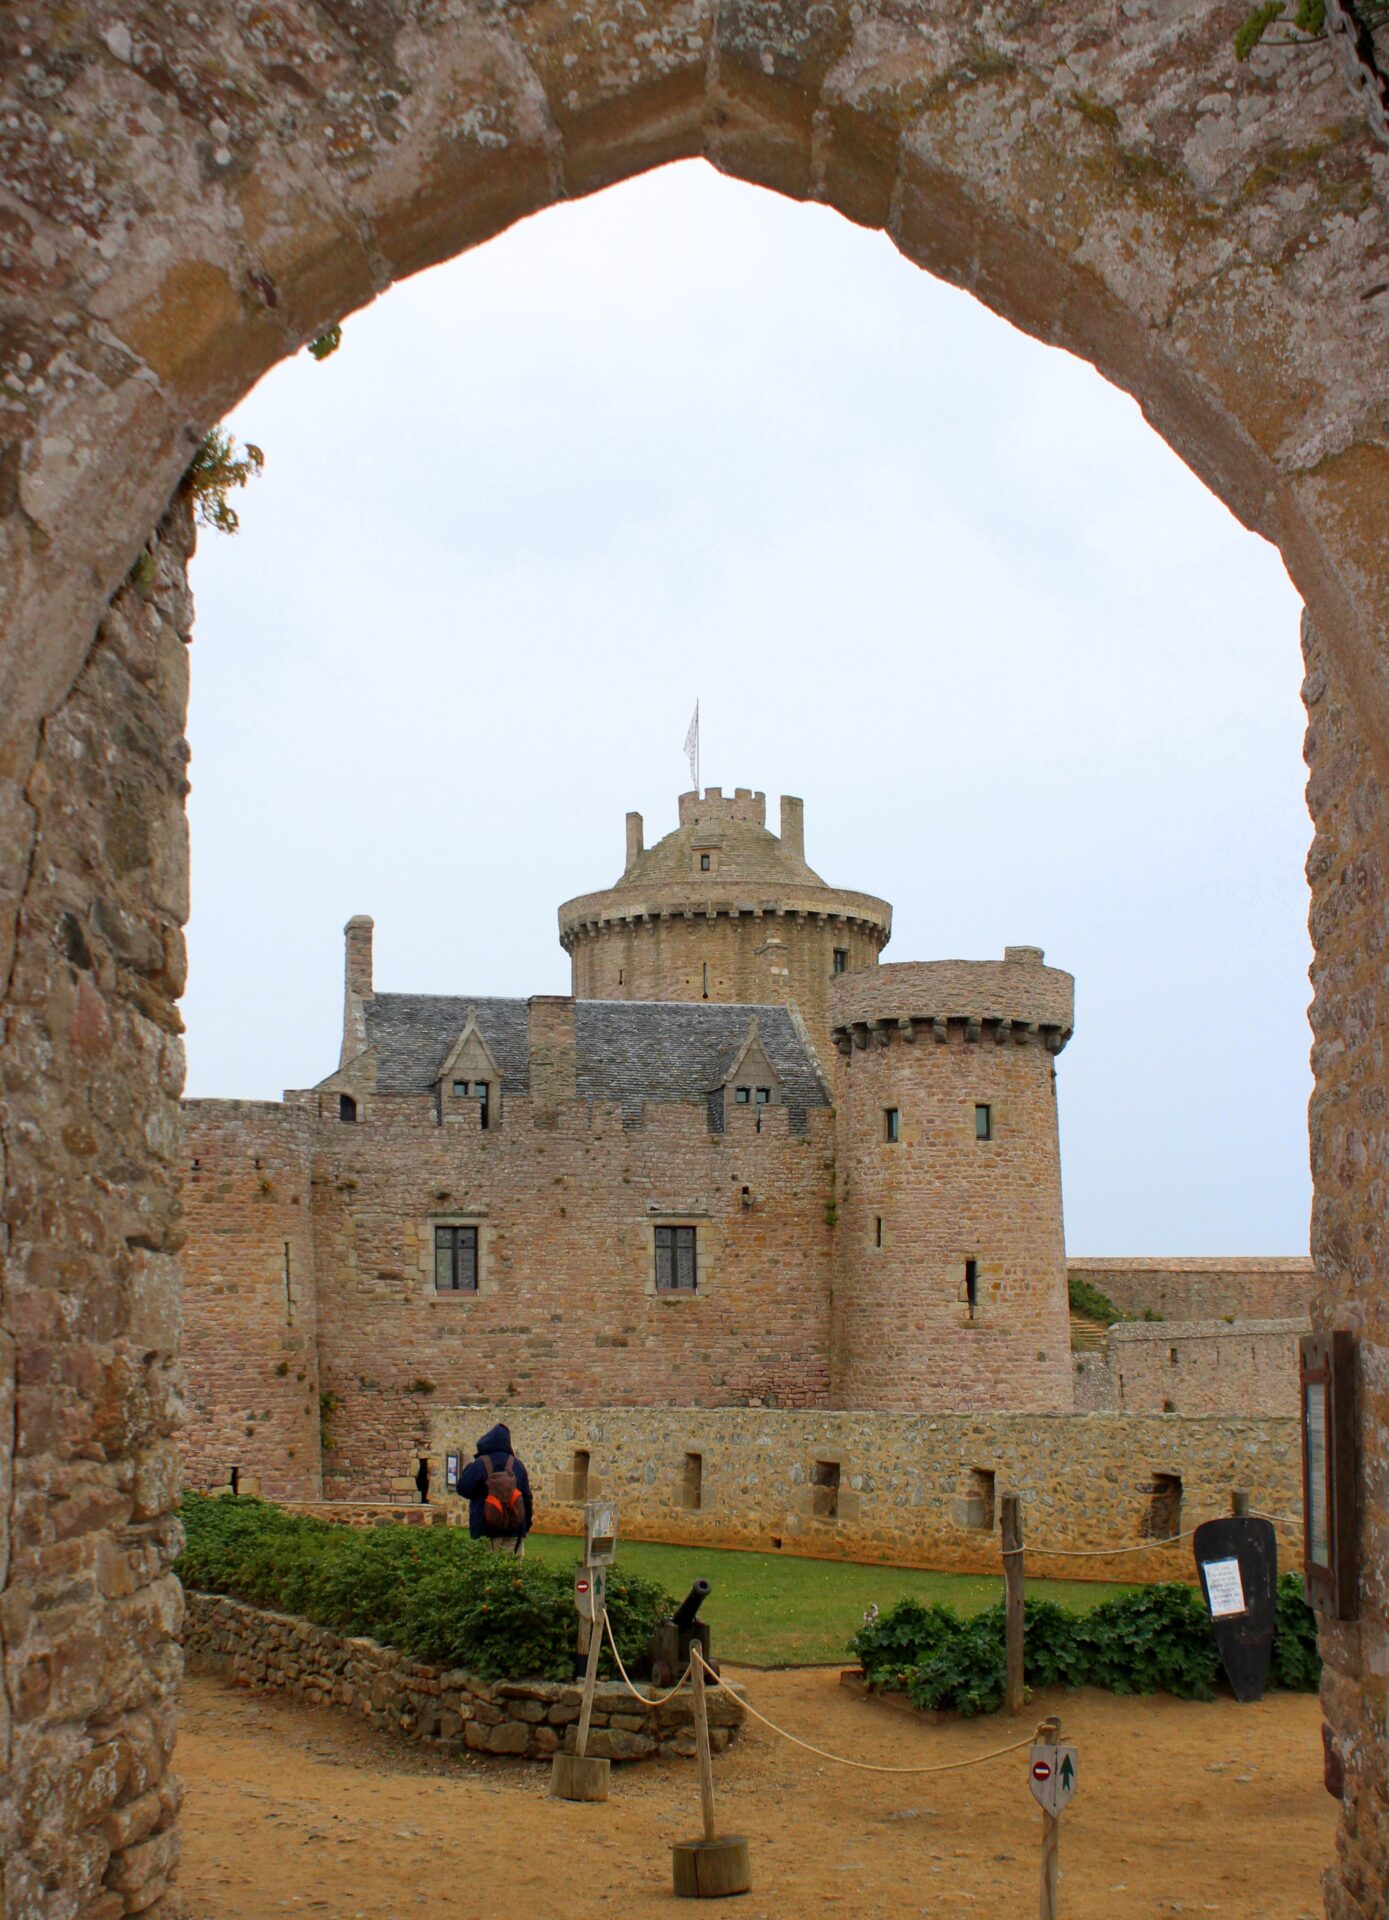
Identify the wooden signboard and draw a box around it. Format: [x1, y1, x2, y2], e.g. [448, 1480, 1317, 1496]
[1192, 1515, 1277, 1702]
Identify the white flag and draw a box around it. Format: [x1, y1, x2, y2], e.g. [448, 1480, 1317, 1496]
[683, 701, 699, 789]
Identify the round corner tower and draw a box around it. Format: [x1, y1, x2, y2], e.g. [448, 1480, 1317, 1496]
[829, 947, 1075, 1413]
[558, 788, 892, 1054]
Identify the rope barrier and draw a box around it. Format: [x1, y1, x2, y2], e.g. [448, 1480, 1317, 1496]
[999, 1526, 1200, 1558]
[601, 1609, 692, 1705]
[1253, 1510, 1302, 1526]
[692, 1647, 1038, 1778]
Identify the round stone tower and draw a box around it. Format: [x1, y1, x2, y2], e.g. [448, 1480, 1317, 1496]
[829, 948, 1075, 1413]
[558, 788, 892, 1056]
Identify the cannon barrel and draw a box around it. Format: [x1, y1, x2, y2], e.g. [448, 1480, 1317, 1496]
[671, 1579, 711, 1632]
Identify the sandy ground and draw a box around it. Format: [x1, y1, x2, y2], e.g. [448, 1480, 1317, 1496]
[176, 1666, 1334, 1919]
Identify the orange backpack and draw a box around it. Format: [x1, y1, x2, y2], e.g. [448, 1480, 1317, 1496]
[482, 1454, 526, 1535]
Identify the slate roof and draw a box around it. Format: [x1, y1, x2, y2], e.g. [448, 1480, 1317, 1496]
[363, 995, 830, 1127]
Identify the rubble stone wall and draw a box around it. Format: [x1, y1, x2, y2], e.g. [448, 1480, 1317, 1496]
[430, 1405, 1303, 1586]
[1072, 1319, 1306, 1417]
[182, 1590, 743, 1762]
[0, 508, 192, 1920]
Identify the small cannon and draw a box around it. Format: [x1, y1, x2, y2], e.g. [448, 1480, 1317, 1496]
[648, 1578, 716, 1688]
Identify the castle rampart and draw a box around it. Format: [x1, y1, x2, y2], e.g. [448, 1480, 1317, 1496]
[181, 1101, 323, 1501]
[1067, 1257, 1314, 1323]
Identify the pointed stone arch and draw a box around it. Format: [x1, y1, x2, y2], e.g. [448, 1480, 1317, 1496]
[1, 8, 1388, 1914]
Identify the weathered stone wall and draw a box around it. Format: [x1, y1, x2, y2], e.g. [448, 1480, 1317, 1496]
[1068, 1258, 1315, 1322]
[1302, 612, 1389, 1920]
[182, 1590, 744, 1761]
[430, 1405, 1303, 1585]
[830, 954, 1074, 1412]
[179, 1102, 322, 1501]
[1072, 1319, 1306, 1416]
[260, 1093, 836, 1501]
[0, 509, 192, 1920]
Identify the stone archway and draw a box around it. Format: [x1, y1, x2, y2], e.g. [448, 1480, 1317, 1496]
[1, 7, 1386, 1916]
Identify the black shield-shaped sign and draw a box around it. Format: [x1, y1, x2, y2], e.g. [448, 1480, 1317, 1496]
[1192, 1516, 1278, 1703]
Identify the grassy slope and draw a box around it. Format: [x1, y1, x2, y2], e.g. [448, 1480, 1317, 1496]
[524, 1534, 1135, 1667]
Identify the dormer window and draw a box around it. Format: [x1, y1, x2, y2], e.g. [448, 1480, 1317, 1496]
[451, 1079, 491, 1129]
[755, 1088, 771, 1105]
[734, 1087, 751, 1104]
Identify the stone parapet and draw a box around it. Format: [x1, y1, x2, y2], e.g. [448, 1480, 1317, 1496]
[1072, 1318, 1307, 1417]
[429, 1406, 1303, 1587]
[1067, 1258, 1314, 1323]
[830, 953, 1074, 1054]
[182, 1592, 744, 1762]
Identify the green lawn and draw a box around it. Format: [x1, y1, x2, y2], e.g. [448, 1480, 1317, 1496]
[524, 1533, 1135, 1668]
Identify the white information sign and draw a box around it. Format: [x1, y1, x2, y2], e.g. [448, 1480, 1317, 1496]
[1202, 1556, 1247, 1619]
[1028, 1744, 1078, 1817]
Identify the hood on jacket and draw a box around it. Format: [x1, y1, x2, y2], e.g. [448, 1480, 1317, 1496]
[476, 1422, 513, 1456]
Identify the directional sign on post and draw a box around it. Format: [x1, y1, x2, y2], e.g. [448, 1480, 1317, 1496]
[574, 1566, 606, 1622]
[1029, 1744, 1078, 1818]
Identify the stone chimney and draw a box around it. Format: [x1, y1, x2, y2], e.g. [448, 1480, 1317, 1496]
[341, 915, 374, 1065]
[625, 811, 644, 872]
[528, 995, 577, 1119]
[780, 795, 805, 865]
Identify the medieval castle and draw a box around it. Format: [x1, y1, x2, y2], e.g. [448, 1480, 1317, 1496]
[181, 787, 1309, 1512]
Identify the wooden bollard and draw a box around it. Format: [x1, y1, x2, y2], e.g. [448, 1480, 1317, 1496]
[1002, 1491, 1025, 1716]
[550, 1607, 611, 1803]
[671, 1652, 751, 1899]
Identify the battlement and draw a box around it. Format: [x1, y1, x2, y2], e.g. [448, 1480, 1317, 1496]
[677, 786, 767, 830]
[830, 950, 1074, 1055]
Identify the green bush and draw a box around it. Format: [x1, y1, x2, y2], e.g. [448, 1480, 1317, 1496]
[851, 1577, 1320, 1718]
[177, 1493, 673, 1684]
[1066, 1274, 1130, 1323]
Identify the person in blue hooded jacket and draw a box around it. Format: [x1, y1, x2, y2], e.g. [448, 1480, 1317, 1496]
[456, 1422, 534, 1554]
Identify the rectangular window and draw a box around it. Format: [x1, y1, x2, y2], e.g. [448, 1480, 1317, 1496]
[654, 1224, 698, 1292]
[960, 1467, 996, 1532]
[975, 1103, 992, 1141]
[475, 1080, 490, 1130]
[874, 1215, 883, 1248]
[434, 1224, 478, 1293]
[884, 1107, 900, 1143]
[1142, 1472, 1183, 1541]
[965, 1257, 979, 1318]
[734, 1087, 751, 1104]
[810, 1459, 841, 1520]
[700, 853, 711, 871]
[832, 948, 848, 974]
[682, 1452, 703, 1511]
[571, 1449, 590, 1502]
[452, 1079, 468, 1096]
[755, 1087, 771, 1104]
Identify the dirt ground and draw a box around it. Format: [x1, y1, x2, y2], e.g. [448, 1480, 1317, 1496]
[176, 1667, 1334, 1919]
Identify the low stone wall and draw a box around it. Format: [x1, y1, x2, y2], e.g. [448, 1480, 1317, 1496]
[182, 1591, 743, 1760]
[1072, 1318, 1306, 1417]
[1067, 1258, 1313, 1323]
[430, 1406, 1303, 1584]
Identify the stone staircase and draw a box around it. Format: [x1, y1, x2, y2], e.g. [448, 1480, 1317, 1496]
[1069, 1309, 1111, 1353]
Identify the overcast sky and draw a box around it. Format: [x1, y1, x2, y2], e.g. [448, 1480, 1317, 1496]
[185, 159, 1311, 1257]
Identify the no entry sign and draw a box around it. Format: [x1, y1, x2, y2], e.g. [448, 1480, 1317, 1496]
[1029, 1744, 1078, 1818]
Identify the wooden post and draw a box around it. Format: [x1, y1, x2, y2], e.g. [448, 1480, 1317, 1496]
[1003, 1491, 1025, 1716]
[1039, 1810, 1060, 1920]
[549, 1605, 611, 1802]
[671, 1653, 752, 1898]
[692, 1644, 718, 1843]
[1038, 1712, 1061, 1920]
[1232, 1488, 1250, 1518]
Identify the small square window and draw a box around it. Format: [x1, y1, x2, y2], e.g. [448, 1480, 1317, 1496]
[452, 1080, 468, 1096]
[755, 1087, 771, 1104]
[734, 1087, 751, 1104]
[975, 1103, 992, 1141]
[884, 1107, 900, 1143]
[832, 948, 848, 975]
